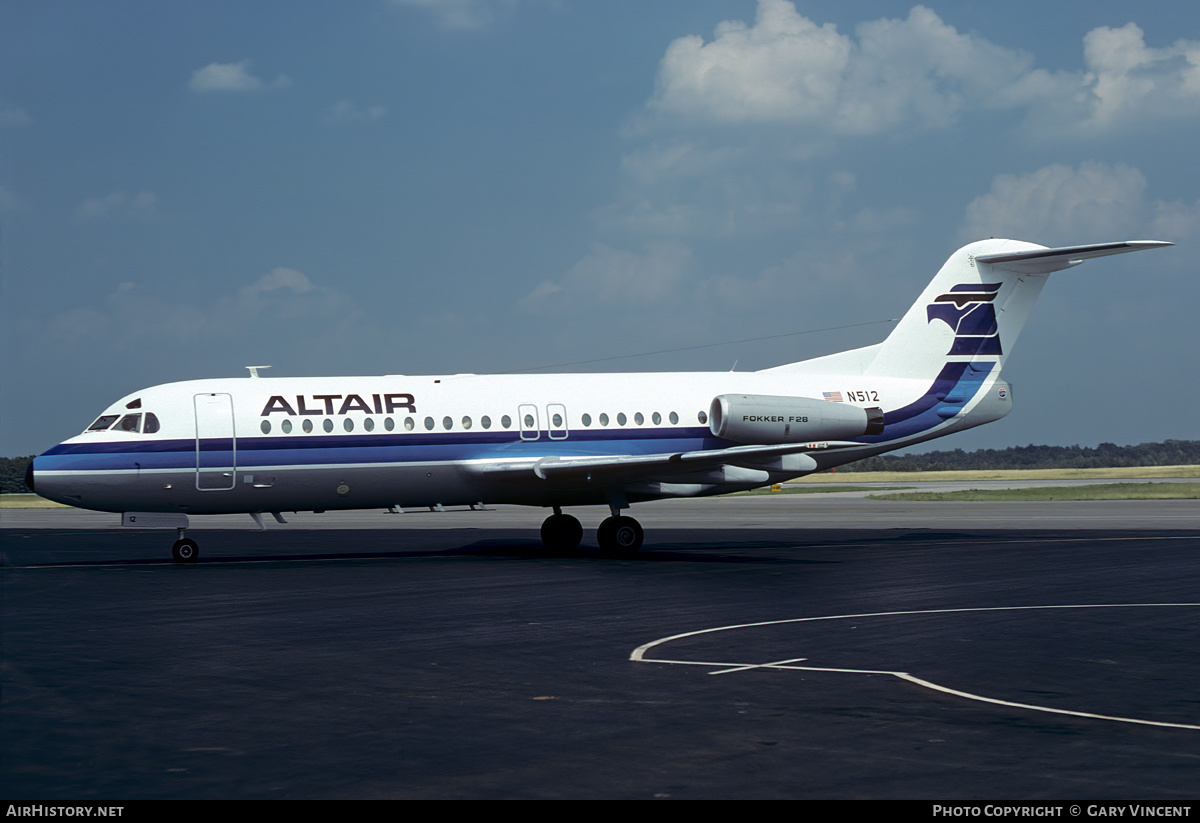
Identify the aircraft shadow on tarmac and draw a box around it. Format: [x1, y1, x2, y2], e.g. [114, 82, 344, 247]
[6, 525, 1194, 569]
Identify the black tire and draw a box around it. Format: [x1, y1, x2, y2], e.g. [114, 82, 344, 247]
[172, 537, 199, 564]
[540, 513, 583, 551]
[598, 515, 642, 555]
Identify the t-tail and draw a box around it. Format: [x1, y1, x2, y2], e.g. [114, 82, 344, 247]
[864, 239, 1172, 380]
[765, 238, 1172, 447]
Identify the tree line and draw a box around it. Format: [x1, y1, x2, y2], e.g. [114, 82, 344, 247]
[841, 439, 1200, 473]
[4, 440, 1199, 493]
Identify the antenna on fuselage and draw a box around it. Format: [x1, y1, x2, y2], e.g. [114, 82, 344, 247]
[246, 365, 272, 378]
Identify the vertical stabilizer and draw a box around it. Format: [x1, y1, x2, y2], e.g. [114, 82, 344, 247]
[863, 239, 1170, 380]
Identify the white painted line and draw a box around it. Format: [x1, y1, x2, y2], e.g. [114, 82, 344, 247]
[632, 603, 1200, 731]
[893, 672, 1200, 731]
[708, 657, 808, 675]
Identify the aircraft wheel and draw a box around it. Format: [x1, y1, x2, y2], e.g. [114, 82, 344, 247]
[598, 516, 643, 556]
[172, 537, 199, 564]
[540, 513, 583, 551]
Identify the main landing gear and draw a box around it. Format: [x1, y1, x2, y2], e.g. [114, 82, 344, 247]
[172, 528, 198, 563]
[596, 515, 643, 555]
[539, 506, 644, 555]
[540, 510, 583, 551]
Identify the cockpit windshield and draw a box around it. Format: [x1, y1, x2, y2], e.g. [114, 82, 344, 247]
[85, 412, 160, 434]
[114, 413, 141, 432]
[87, 414, 121, 432]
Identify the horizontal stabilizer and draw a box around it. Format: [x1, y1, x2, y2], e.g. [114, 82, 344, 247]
[975, 240, 1172, 275]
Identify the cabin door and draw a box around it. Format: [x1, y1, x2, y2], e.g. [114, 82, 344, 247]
[194, 392, 237, 490]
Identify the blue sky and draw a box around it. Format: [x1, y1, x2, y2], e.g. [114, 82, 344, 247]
[2, 0, 1197, 456]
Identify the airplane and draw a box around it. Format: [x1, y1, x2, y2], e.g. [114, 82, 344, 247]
[26, 237, 1171, 562]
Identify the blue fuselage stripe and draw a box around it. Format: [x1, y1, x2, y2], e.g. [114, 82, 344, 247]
[38, 365, 995, 474]
[38, 427, 726, 472]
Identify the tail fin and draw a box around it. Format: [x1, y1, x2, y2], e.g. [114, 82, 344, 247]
[864, 239, 1171, 379]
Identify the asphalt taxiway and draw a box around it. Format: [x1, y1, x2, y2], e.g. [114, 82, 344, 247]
[2, 496, 1199, 799]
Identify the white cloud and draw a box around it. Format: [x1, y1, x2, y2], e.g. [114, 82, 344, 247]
[644, 1, 1200, 138]
[0, 184, 22, 213]
[188, 60, 292, 93]
[1077, 23, 1200, 132]
[39, 268, 357, 356]
[649, 0, 851, 128]
[1150, 198, 1200, 240]
[518, 242, 693, 313]
[327, 100, 388, 123]
[961, 162, 1200, 244]
[217, 267, 355, 326]
[392, 0, 511, 30]
[647, 2, 1033, 133]
[0, 106, 32, 128]
[238, 268, 315, 300]
[77, 191, 159, 221]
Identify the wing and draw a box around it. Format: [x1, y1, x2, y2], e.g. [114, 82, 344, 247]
[463, 440, 863, 486]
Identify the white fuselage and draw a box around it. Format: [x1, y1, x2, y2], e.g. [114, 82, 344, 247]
[30, 366, 1011, 516]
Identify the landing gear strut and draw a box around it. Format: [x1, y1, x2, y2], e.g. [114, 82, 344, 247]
[540, 509, 583, 551]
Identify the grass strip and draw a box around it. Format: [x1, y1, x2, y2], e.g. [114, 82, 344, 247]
[868, 482, 1200, 502]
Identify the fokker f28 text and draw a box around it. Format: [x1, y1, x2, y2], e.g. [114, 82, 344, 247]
[27, 238, 1171, 561]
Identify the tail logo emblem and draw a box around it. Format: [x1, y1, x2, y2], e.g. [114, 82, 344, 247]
[927, 283, 1003, 356]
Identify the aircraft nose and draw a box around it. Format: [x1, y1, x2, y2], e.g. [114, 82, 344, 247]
[25, 456, 36, 494]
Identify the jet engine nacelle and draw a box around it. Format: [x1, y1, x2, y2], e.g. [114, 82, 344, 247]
[709, 394, 884, 444]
